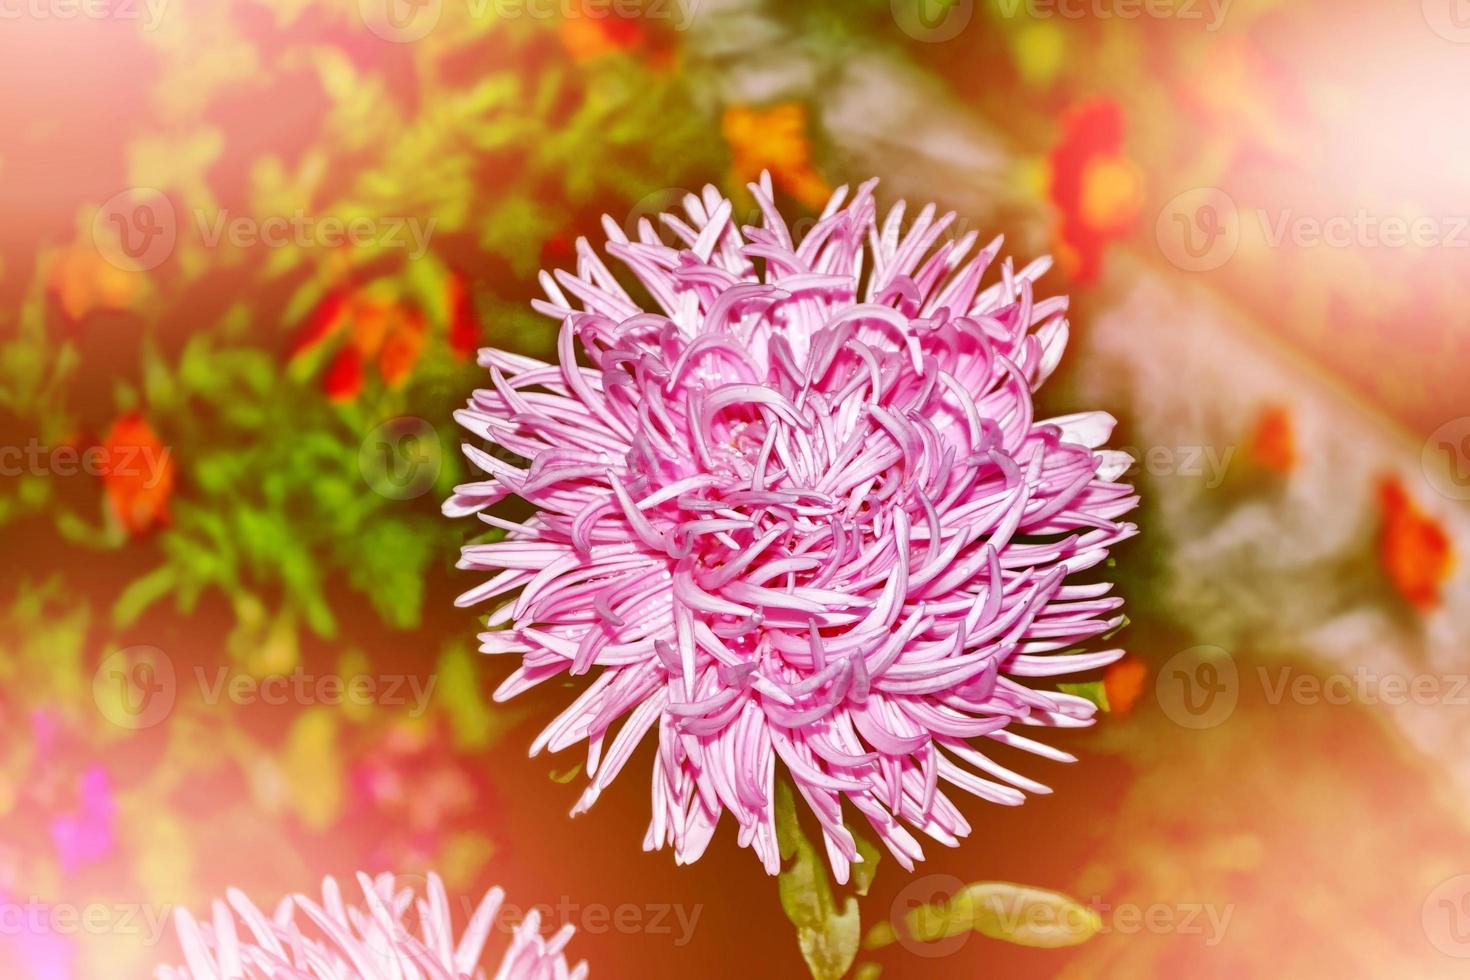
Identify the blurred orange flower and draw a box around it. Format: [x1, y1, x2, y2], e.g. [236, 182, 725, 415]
[558, 9, 646, 62]
[1047, 98, 1143, 283]
[378, 310, 426, 387]
[1104, 657, 1147, 715]
[723, 104, 831, 212]
[47, 245, 136, 322]
[292, 290, 428, 400]
[1248, 405, 1296, 474]
[100, 412, 174, 536]
[1376, 476, 1451, 611]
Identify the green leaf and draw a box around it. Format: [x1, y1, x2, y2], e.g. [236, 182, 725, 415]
[342, 519, 436, 630]
[112, 565, 179, 628]
[798, 897, 860, 980]
[849, 825, 882, 898]
[18, 474, 49, 508]
[402, 252, 451, 328]
[867, 882, 1100, 951]
[436, 643, 494, 748]
[549, 763, 582, 784]
[53, 508, 102, 546]
[1058, 680, 1111, 712]
[775, 781, 861, 980]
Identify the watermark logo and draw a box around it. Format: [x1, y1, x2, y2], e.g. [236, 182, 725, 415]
[1156, 187, 1239, 272]
[93, 645, 177, 730]
[1424, 0, 1470, 43]
[359, 872, 430, 968]
[623, 186, 694, 244]
[360, 416, 442, 500]
[92, 188, 177, 273]
[360, 0, 442, 41]
[1156, 645, 1238, 729]
[891, 0, 974, 42]
[1423, 417, 1470, 501]
[1424, 875, 1470, 957]
[889, 874, 970, 958]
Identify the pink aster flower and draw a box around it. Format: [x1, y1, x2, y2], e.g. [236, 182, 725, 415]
[446, 174, 1138, 881]
[156, 872, 586, 980]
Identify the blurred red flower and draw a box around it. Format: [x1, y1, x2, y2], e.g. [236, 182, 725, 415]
[446, 272, 482, 361]
[539, 234, 574, 275]
[558, 8, 646, 62]
[290, 288, 352, 356]
[1248, 405, 1296, 474]
[323, 345, 365, 403]
[100, 412, 174, 535]
[292, 290, 429, 400]
[1376, 476, 1451, 611]
[1047, 97, 1144, 283]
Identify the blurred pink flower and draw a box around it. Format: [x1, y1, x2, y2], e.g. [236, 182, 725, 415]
[447, 175, 1138, 880]
[49, 767, 115, 874]
[157, 872, 586, 980]
[349, 720, 493, 870]
[0, 890, 76, 980]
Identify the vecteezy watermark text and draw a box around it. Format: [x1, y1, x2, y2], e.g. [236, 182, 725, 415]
[1256, 209, 1470, 250]
[1113, 444, 1235, 489]
[502, 897, 702, 946]
[884, 875, 1233, 957]
[993, 0, 1230, 30]
[360, 0, 698, 44]
[94, 646, 437, 730]
[1157, 187, 1470, 271]
[0, 0, 168, 28]
[0, 900, 174, 947]
[193, 667, 437, 715]
[0, 439, 172, 488]
[622, 185, 985, 255]
[1259, 666, 1470, 708]
[92, 189, 436, 272]
[1157, 646, 1470, 730]
[194, 210, 435, 260]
